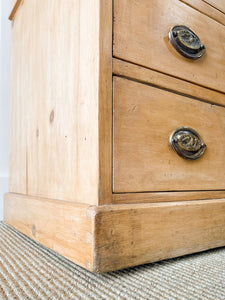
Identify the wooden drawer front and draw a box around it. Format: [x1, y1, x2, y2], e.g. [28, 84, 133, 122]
[113, 77, 225, 193]
[114, 0, 225, 94]
[204, 0, 225, 14]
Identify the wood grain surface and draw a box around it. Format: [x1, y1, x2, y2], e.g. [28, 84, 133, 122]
[114, 0, 225, 93]
[113, 190, 225, 204]
[6, 194, 225, 273]
[9, 0, 112, 205]
[113, 59, 225, 107]
[94, 199, 225, 272]
[113, 77, 225, 193]
[203, 0, 225, 13]
[180, 0, 225, 26]
[4, 193, 94, 271]
[7, 0, 225, 274]
[98, 1, 113, 204]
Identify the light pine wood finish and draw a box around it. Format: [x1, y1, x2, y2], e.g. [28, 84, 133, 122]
[113, 77, 225, 193]
[203, 0, 225, 13]
[180, 0, 225, 26]
[7, 0, 225, 273]
[98, 1, 113, 204]
[5, 194, 225, 273]
[4, 193, 94, 270]
[10, 2, 27, 194]
[94, 199, 225, 272]
[113, 59, 225, 107]
[9, 0, 112, 204]
[113, 191, 225, 204]
[114, 0, 225, 93]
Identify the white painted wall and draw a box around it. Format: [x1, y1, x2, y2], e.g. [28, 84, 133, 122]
[0, 1, 11, 220]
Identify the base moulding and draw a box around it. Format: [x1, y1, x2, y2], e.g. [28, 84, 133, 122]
[4, 193, 225, 272]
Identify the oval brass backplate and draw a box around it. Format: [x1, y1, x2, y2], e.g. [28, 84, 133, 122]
[169, 25, 205, 59]
[170, 127, 206, 160]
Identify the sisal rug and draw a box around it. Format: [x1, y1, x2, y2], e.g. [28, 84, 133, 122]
[0, 221, 225, 300]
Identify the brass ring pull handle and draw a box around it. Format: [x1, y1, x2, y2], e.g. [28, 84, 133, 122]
[169, 25, 205, 59]
[169, 127, 206, 160]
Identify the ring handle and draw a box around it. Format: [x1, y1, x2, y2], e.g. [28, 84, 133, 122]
[169, 127, 206, 160]
[169, 25, 205, 59]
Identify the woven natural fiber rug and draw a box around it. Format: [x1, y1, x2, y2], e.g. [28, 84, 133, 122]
[0, 221, 225, 300]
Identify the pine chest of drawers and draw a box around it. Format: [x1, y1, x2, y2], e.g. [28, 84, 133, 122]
[5, 0, 225, 272]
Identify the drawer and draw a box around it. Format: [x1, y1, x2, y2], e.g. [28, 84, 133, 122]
[113, 76, 225, 193]
[114, 0, 225, 93]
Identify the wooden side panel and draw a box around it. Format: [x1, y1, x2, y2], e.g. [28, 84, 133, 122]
[180, 0, 225, 26]
[94, 200, 225, 272]
[9, 0, 102, 204]
[113, 58, 225, 107]
[203, 0, 225, 14]
[9, 3, 28, 194]
[4, 193, 94, 271]
[113, 77, 225, 193]
[114, 0, 225, 93]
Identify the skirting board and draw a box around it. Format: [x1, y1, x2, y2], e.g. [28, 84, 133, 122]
[4, 193, 225, 273]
